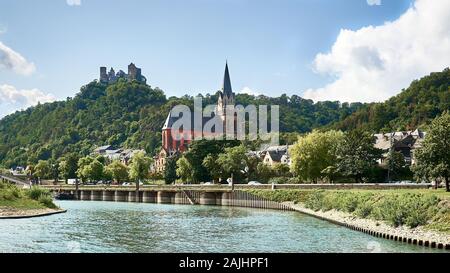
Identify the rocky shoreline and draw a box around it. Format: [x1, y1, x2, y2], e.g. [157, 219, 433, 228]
[284, 202, 450, 249]
[0, 207, 66, 219]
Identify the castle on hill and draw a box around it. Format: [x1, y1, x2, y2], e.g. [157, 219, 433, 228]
[99, 63, 147, 84]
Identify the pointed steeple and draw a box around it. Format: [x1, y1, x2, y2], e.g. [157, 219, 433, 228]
[222, 61, 233, 96]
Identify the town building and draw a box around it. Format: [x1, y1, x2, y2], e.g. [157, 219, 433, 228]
[92, 145, 145, 165]
[374, 129, 426, 165]
[99, 63, 147, 84]
[260, 145, 292, 166]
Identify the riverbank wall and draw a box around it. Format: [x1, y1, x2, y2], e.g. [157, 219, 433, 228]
[50, 188, 293, 211]
[286, 202, 450, 251]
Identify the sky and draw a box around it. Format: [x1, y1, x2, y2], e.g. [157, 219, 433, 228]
[0, 0, 449, 118]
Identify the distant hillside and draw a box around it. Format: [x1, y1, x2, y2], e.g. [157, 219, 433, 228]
[330, 68, 450, 132]
[0, 79, 362, 167]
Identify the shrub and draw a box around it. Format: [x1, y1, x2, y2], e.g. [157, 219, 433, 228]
[286, 177, 303, 184]
[405, 209, 428, 228]
[0, 182, 23, 201]
[355, 202, 373, 218]
[342, 194, 359, 213]
[38, 195, 57, 209]
[268, 177, 287, 184]
[305, 190, 325, 211]
[27, 186, 50, 201]
[248, 189, 445, 230]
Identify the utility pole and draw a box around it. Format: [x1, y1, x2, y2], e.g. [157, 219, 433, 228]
[387, 133, 394, 183]
[75, 178, 79, 200]
[231, 173, 234, 191]
[136, 179, 140, 202]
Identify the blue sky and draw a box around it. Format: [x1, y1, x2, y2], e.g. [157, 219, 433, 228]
[1, 0, 449, 117]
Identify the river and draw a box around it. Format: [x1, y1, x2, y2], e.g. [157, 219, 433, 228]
[0, 201, 445, 253]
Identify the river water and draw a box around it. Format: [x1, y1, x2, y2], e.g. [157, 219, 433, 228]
[0, 201, 445, 253]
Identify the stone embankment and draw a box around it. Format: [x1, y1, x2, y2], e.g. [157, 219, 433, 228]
[285, 202, 450, 250]
[0, 207, 66, 219]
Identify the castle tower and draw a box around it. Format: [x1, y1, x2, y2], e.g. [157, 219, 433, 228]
[108, 67, 116, 83]
[100, 67, 108, 83]
[128, 63, 140, 81]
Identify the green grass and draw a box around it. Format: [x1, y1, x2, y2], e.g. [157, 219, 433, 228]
[0, 199, 47, 210]
[0, 182, 57, 210]
[247, 188, 450, 234]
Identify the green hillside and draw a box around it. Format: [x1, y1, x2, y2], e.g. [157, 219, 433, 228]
[330, 68, 450, 132]
[0, 79, 362, 168]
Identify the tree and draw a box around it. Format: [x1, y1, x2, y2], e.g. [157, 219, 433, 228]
[386, 150, 409, 181]
[34, 160, 51, 180]
[256, 162, 274, 183]
[183, 140, 239, 183]
[58, 153, 79, 182]
[290, 130, 344, 183]
[176, 156, 193, 183]
[129, 152, 152, 190]
[335, 130, 382, 182]
[26, 164, 35, 179]
[79, 159, 104, 182]
[216, 145, 249, 183]
[77, 156, 95, 183]
[49, 160, 60, 183]
[105, 160, 129, 184]
[412, 112, 450, 191]
[202, 154, 221, 183]
[320, 165, 339, 183]
[272, 163, 291, 178]
[164, 156, 178, 184]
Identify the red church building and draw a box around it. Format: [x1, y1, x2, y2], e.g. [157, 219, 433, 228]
[154, 62, 236, 173]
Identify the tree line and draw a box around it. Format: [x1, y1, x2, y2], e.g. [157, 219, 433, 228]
[165, 112, 449, 191]
[27, 151, 152, 185]
[0, 78, 364, 169]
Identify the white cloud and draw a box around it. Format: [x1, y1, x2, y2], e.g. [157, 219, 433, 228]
[303, 0, 450, 102]
[0, 42, 36, 75]
[0, 84, 55, 117]
[66, 0, 81, 6]
[367, 0, 381, 6]
[239, 87, 261, 96]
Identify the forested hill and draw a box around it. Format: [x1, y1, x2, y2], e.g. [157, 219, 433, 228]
[0, 79, 363, 167]
[330, 68, 450, 132]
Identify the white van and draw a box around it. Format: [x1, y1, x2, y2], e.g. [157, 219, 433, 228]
[67, 179, 78, 185]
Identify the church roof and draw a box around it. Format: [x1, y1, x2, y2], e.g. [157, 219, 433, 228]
[162, 111, 217, 130]
[222, 62, 233, 96]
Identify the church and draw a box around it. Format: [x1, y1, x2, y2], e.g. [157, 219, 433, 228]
[153, 62, 236, 173]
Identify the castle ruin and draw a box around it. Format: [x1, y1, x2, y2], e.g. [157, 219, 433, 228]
[99, 63, 147, 84]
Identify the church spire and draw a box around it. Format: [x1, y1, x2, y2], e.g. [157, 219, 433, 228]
[222, 61, 233, 96]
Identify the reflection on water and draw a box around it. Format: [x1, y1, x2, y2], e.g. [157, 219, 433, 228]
[0, 201, 445, 253]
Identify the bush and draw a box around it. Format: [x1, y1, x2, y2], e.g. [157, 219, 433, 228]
[375, 193, 440, 228]
[305, 190, 325, 211]
[38, 195, 57, 209]
[27, 186, 50, 201]
[248, 189, 445, 229]
[355, 202, 373, 218]
[268, 177, 287, 184]
[321, 194, 335, 211]
[0, 182, 23, 201]
[286, 177, 305, 184]
[342, 194, 359, 213]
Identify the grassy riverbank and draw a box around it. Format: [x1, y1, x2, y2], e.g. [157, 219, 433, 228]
[0, 182, 58, 213]
[247, 189, 450, 234]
